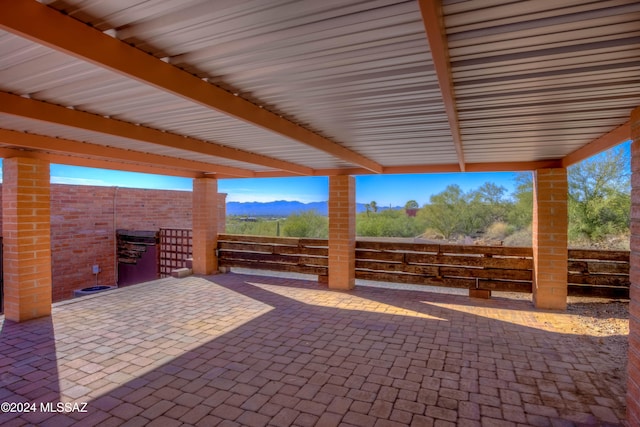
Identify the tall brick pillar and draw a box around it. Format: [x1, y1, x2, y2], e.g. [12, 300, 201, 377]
[532, 168, 568, 310]
[192, 177, 218, 275]
[629, 105, 640, 425]
[2, 157, 52, 322]
[328, 175, 356, 290]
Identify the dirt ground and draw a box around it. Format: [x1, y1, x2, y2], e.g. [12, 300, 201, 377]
[565, 297, 629, 338]
[501, 292, 630, 338]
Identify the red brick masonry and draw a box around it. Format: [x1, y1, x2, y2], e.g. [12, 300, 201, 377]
[0, 183, 224, 301]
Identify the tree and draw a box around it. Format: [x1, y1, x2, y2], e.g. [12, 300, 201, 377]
[507, 172, 533, 229]
[475, 182, 509, 224]
[418, 184, 469, 239]
[405, 200, 419, 210]
[506, 145, 631, 246]
[418, 183, 514, 240]
[370, 201, 378, 213]
[568, 145, 630, 242]
[460, 182, 510, 233]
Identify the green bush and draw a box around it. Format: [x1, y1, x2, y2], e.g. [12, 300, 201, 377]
[226, 217, 279, 236]
[357, 209, 423, 237]
[282, 210, 328, 238]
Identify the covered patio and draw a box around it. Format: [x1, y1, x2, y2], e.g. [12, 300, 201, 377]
[0, 274, 626, 426]
[0, 0, 639, 424]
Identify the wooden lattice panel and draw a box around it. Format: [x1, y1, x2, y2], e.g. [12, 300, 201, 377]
[159, 229, 193, 277]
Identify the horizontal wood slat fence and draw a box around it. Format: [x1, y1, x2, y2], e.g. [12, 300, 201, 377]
[217, 234, 328, 276]
[355, 240, 533, 293]
[568, 249, 630, 298]
[216, 234, 630, 298]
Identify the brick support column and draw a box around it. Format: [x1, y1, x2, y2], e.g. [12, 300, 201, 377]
[328, 175, 356, 290]
[532, 168, 568, 310]
[629, 105, 640, 425]
[192, 177, 218, 275]
[2, 157, 52, 321]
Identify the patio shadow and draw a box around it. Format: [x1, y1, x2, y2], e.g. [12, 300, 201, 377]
[0, 274, 627, 426]
[0, 317, 61, 426]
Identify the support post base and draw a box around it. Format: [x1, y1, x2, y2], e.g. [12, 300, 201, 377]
[469, 289, 491, 299]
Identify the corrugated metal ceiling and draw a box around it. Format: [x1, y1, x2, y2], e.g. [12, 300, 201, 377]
[0, 0, 638, 177]
[444, 0, 640, 163]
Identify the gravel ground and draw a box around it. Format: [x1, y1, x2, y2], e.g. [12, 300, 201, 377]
[492, 291, 629, 338]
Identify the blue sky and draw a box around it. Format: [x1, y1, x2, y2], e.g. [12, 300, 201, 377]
[191, 172, 522, 205]
[40, 163, 523, 206]
[0, 161, 523, 206]
[0, 140, 630, 206]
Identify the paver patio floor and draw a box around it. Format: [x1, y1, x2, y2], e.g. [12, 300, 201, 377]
[0, 273, 627, 426]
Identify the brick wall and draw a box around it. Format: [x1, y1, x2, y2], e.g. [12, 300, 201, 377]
[51, 185, 199, 301]
[0, 184, 226, 302]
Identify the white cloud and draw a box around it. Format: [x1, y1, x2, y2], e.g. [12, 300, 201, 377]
[50, 176, 111, 186]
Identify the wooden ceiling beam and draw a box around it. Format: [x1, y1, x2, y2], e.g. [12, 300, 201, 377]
[0, 147, 205, 179]
[383, 161, 562, 174]
[465, 160, 563, 172]
[0, 128, 254, 177]
[561, 121, 631, 167]
[0, 91, 310, 175]
[0, 0, 383, 174]
[253, 160, 565, 178]
[418, 0, 466, 172]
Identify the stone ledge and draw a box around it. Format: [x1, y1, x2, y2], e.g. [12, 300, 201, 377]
[171, 268, 193, 278]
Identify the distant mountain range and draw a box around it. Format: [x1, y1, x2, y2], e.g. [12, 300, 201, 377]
[227, 200, 402, 217]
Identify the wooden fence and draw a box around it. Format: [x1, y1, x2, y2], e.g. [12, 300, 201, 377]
[568, 249, 630, 298]
[216, 234, 630, 298]
[355, 240, 533, 293]
[217, 234, 328, 276]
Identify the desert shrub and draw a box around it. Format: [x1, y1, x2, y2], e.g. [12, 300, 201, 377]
[357, 209, 422, 237]
[282, 210, 328, 238]
[226, 217, 278, 236]
[503, 227, 531, 247]
[485, 222, 515, 241]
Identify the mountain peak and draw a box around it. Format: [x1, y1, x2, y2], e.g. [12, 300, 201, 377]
[226, 200, 401, 216]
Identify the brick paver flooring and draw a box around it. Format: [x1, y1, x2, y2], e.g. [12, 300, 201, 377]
[0, 273, 626, 426]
